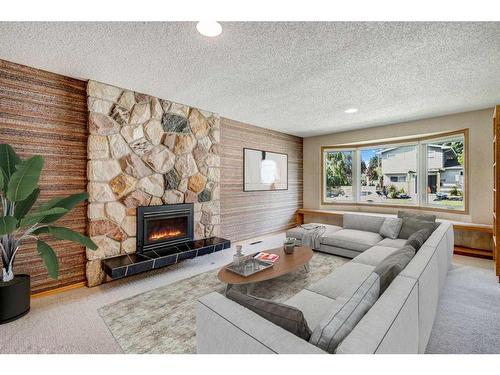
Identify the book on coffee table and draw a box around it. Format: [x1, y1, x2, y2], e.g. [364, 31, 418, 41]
[254, 252, 280, 263]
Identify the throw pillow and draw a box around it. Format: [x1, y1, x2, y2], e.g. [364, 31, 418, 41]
[379, 217, 403, 239]
[405, 228, 434, 251]
[309, 272, 380, 353]
[226, 289, 312, 340]
[373, 245, 415, 294]
[397, 210, 436, 223]
[398, 217, 436, 239]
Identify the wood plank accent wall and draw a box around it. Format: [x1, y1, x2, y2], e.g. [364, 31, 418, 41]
[0, 59, 88, 294]
[220, 117, 303, 242]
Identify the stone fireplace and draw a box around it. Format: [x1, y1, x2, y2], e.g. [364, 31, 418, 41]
[85, 81, 221, 286]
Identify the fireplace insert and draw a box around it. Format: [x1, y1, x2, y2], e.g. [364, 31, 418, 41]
[137, 203, 194, 252]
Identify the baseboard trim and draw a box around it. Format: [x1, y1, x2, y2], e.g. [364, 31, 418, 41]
[31, 281, 86, 298]
[454, 246, 493, 260]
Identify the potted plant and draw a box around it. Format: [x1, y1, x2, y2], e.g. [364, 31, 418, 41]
[0, 144, 97, 324]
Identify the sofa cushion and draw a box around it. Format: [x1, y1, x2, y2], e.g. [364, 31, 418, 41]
[309, 272, 380, 353]
[405, 228, 433, 251]
[398, 218, 436, 239]
[343, 213, 386, 233]
[320, 229, 383, 252]
[286, 289, 344, 330]
[352, 245, 401, 267]
[374, 245, 416, 294]
[307, 262, 375, 300]
[379, 217, 403, 239]
[226, 289, 312, 340]
[377, 238, 407, 248]
[397, 210, 436, 222]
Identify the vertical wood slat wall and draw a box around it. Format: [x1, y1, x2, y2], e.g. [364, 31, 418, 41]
[0, 59, 88, 293]
[220, 117, 303, 242]
[493, 105, 500, 281]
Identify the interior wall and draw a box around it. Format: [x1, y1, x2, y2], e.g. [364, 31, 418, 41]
[0, 59, 88, 293]
[303, 108, 494, 224]
[220, 118, 303, 241]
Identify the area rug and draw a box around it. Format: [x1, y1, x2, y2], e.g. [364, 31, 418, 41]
[98, 252, 347, 353]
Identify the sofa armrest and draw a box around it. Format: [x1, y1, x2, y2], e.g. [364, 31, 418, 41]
[196, 292, 326, 354]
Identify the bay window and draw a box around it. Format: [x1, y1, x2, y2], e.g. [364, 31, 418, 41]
[322, 130, 467, 212]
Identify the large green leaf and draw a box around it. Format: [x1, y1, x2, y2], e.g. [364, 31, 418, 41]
[36, 196, 66, 212]
[14, 188, 40, 220]
[0, 216, 18, 235]
[0, 168, 5, 193]
[38, 192, 88, 224]
[37, 240, 59, 279]
[19, 207, 68, 228]
[0, 144, 21, 180]
[34, 226, 97, 250]
[6, 155, 44, 202]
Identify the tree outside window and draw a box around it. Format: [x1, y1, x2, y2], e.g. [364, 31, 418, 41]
[325, 150, 353, 200]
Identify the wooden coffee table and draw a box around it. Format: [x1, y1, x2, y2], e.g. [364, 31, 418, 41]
[217, 246, 313, 294]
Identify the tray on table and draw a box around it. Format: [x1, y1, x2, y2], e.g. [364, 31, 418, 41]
[224, 257, 274, 277]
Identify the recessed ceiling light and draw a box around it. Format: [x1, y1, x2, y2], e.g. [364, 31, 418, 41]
[344, 108, 358, 114]
[196, 21, 222, 37]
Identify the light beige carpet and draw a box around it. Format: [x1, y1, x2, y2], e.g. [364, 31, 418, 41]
[98, 251, 348, 354]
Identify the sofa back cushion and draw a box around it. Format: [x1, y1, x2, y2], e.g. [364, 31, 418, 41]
[226, 289, 312, 340]
[343, 213, 386, 233]
[309, 272, 380, 353]
[373, 245, 415, 294]
[397, 210, 437, 239]
[398, 218, 436, 239]
[397, 210, 436, 222]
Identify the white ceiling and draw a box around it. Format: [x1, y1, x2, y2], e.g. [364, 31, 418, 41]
[1, 22, 499, 137]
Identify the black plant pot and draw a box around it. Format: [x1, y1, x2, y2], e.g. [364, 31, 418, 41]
[0, 274, 30, 324]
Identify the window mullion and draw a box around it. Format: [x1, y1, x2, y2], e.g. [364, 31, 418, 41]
[354, 149, 360, 203]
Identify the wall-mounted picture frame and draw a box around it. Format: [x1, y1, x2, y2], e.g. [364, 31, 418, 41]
[243, 148, 288, 191]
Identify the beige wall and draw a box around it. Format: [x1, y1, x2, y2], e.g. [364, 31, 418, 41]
[303, 108, 494, 224]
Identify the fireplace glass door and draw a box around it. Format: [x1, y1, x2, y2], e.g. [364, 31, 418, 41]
[144, 216, 188, 246]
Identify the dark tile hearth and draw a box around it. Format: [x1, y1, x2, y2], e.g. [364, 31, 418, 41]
[102, 237, 231, 279]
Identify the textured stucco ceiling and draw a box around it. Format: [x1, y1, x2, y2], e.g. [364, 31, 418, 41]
[1, 22, 499, 137]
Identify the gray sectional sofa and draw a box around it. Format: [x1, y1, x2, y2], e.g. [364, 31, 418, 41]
[287, 214, 407, 258]
[196, 213, 454, 354]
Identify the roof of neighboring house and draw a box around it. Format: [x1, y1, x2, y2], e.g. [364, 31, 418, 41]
[379, 145, 415, 154]
[427, 144, 452, 150]
[443, 148, 461, 168]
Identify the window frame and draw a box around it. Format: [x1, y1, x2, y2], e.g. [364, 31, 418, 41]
[322, 148, 356, 202]
[419, 133, 467, 211]
[321, 129, 468, 214]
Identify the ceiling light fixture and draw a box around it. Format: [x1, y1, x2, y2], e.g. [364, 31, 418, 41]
[196, 21, 222, 37]
[344, 108, 358, 114]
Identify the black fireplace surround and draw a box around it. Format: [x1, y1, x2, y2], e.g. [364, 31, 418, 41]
[137, 203, 194, 252]
[101, 203, 230, 280]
